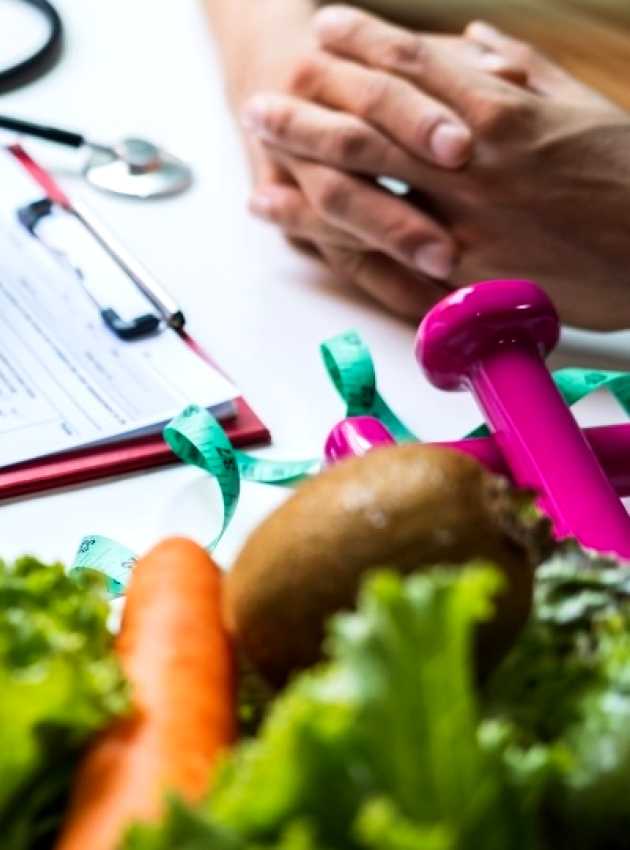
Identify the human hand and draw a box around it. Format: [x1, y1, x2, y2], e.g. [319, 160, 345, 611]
[242, 32, 527, 319]
[246, 6, 630, 330]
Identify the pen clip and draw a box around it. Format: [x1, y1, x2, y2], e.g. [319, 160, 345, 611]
[17, 198, 161, 341]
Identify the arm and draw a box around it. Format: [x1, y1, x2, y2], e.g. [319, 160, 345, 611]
[206, 0, 316, 112]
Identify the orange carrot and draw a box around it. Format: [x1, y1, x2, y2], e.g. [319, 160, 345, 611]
[55, 537, 236, 850]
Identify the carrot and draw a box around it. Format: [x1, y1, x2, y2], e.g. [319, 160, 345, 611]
[55, 537, 236, 850]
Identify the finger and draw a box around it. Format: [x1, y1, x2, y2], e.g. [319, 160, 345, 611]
[313, 5, 525, 124]
[286, 236, 322, 260]
[321, 246, 446, 320]
[284, 53, 472, 168]
[249, 183, 363, 249]
[464, 20, 592, 98]
[244, 92, 419, 181]
[244, 133, 294, 187]
[279, 154, 456, 279]
[424, 33, 528, 85]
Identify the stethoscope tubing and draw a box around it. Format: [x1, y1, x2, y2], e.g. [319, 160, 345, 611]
[0, 0, 63, 93]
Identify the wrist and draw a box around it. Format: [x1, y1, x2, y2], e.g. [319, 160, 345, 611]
[229, 46, 307, 114]
[208, 0, 316, 113]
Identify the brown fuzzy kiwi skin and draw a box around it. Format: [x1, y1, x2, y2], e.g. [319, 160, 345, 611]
[224, 444, 552, 686]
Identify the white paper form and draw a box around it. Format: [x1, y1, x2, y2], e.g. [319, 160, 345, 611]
[0, 148, 237, 468]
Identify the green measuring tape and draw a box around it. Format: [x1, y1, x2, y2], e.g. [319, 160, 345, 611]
[71, 332, 630, 594]
[72, 535, 137, 597]
[320, 330, 416, 442]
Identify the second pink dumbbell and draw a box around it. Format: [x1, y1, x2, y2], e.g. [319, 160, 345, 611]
[415, 280, 630, 558]
[324, 416, 630, 498]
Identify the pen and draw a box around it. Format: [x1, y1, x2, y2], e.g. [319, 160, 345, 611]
[71, 198, 186, 330]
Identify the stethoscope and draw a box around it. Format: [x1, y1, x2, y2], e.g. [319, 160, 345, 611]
[0, 0, 193, 199]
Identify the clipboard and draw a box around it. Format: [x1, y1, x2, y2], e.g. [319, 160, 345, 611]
[0, 146, 270, 500]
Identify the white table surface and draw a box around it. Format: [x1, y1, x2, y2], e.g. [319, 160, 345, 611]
[0, 0, 628, 570]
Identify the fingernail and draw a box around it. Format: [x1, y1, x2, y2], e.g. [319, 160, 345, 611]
[241, 96, 271, 134]
[466, 20, 500, 41]
[414, 242, 454, 278]
[430, 122, 472, 168]
[249, 193, 275, 218]
[313, 6, 357, 41]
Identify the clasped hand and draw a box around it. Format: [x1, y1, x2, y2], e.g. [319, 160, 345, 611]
[242, 5, 630, 330]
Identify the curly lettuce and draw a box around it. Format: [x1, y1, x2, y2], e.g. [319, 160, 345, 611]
[486, 544, 630, 849]
[0, 556, 127, 849]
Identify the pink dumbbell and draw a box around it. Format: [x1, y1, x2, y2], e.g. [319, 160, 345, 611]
[415, 279, 630, 558]
[324, 415, 630, 498]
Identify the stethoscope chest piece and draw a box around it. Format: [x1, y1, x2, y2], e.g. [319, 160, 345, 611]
[84, 138, 193, 200]
[1, 2, 194, 200]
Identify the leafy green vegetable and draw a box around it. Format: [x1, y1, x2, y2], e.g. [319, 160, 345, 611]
[124, 565, 543, 850]
[0, 555, 128, 850]
[122, 545, 630, 850]
[487, 543, 630, 849]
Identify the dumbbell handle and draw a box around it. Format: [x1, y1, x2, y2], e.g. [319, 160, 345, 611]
[325, 416, 630, 499]
[417, 280, 630, 558]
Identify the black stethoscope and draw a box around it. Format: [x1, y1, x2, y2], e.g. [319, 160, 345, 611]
[0, 0, 63, 93]
[0, 0, 193, 198]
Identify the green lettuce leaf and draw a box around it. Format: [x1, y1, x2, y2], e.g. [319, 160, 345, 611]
[486, 543, 630, 849]
[0, 555, 128, 849]
[124, 565, 541, 850]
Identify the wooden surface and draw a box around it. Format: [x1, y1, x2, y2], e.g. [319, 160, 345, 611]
[360, 0, 630, 108]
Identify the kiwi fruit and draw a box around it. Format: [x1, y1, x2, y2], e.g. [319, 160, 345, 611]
[224, 444, 552, 685]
